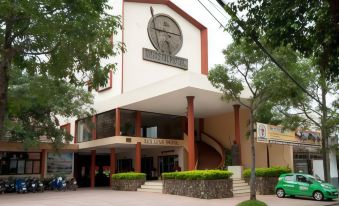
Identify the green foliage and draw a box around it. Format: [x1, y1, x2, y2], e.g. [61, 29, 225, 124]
[225, 0, 338, 81]
[111, 172, 146, 180]
[243, 167, 292, 178]
[162, 170, 233, 180]
[5, 68, 94, 148]
[236, 200, 267, 206]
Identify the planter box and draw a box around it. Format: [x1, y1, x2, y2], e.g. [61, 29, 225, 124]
[111, 179, 145, 191]
[163, 179, 233, 199]
[244, 177, 278, 195]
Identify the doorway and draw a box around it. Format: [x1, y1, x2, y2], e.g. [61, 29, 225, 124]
[141, 157, 153, 180]
[158, 155, 178, 174]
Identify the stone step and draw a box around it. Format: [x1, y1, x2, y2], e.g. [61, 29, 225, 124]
[137, 188, 162, 193]
[232, 179, 246, 183]
[233, 188, 250, 194]
[140, 185, 163, 189]
[233, 185, 250, 190]
[144, 181, 163, 186]
[233, 182, 248, 187]
[233, 192, 250, 197]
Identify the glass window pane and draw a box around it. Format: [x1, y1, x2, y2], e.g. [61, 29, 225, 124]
[33, 161, 40, 174]
[17, 160, 25, 174]
[25, 160, 33, 174]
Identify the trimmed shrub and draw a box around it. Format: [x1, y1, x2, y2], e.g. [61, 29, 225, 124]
[243, 166, 291, 178]
[236, 200, 267, 206]
[112, 172, 146, 180]
[162, 170, 233, 180]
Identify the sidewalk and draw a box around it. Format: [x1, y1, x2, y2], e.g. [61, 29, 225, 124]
[0, 188, 338, 206]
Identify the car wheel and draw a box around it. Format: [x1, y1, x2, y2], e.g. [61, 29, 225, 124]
[276, 188, 285, 198]
[313, 191, 323, 201]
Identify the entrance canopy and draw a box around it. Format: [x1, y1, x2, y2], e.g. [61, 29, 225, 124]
[95, 72, 250, 118]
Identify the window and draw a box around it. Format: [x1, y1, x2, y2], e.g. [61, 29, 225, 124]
[77, 118, 92, 142]
[0, 152, 41, 175]
[97, 70, 112, 92]
[96, 110, 116, 139]
[296, 175, 307, 183]
[284, 175, 294, 181]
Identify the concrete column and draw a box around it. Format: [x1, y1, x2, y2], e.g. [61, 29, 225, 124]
[115, 108, 120, 136]
[92, 116, 96, 140]
[90, 150, 96, 188]
[187, 96, 195, 171]
[110, 148, 116, 186]
[135, 111, 141, 137]
[40, 149, 47, 178]
[233, 104, 241, 164]
[135, 142, 141, 172]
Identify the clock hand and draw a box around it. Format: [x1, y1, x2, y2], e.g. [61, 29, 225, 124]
[150, 7, 161, 51]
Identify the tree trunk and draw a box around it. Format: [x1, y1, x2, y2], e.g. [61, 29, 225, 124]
[320, 67, 330, 182]
[0, 20, 14, 139]
[249, 110, 256, 200]
[0, 60, 9, 139]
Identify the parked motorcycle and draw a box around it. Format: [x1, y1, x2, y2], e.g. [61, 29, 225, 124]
[36, 179, 44, 192]
[5, 179, 15, 193]
[15, 178, 27, 193]
[0, 179, 5, 194]
[66, 177, 78, 191]
[50, 177, 66, 191]
[26, 178, 38, 193]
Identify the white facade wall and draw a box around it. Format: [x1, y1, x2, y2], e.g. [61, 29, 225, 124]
[123, 2, 202, 92]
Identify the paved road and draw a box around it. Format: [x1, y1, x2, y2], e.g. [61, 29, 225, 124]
[0, 188, 338, 206]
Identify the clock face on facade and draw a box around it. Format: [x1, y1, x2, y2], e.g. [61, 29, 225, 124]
[147, 13, 183, 56]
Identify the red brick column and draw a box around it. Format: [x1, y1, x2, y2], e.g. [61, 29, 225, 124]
[135, 142, 141, 172]
[187, 96, 195, 170]
[92, 116, 96, 140]
[110, 148, 116, 186]
[74, 121, 78, 143]
[90, 150, 96, 188]
[40, 149, 47, 178]
[115, 108, 120, 136]
[233, 104, 241, 164]
[135, 111, 141, 137]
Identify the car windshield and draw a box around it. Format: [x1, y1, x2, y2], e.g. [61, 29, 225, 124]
[305, 175, 316, 182]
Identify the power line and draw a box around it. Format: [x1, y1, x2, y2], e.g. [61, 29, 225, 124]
[198, 0, 322, 106]
[207, 0, 228, 20]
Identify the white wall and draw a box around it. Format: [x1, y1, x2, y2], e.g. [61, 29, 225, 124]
[123, 2, 202, 92]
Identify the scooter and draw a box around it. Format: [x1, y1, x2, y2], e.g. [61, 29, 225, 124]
[36, 179, 44, 192]
[5, 179, 15, 193]
[66, 177, 78, 191]
[50, 177, 66, 191]
[15, 178, 27, 193]
[26, 178, 38, 193]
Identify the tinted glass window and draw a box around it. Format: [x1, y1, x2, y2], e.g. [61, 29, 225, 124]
[296, 175, 307, 183]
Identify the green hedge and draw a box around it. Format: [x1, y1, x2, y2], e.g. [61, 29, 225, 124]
[243, 167, 291, 178]
[162, 170, 233, 180]
[112, 172, 146, 180]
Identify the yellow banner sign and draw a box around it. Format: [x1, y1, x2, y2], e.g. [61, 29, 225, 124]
[256, 123, 321, 147]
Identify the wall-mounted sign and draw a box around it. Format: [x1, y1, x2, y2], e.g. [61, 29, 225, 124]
[257, 123, 321, 147]
[143, 138, 180, 146]
[47, 153, 73, 175]
[143, 7, 188, 70]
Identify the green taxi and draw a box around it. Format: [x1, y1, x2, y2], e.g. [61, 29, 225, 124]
[275, 173, 338, 201]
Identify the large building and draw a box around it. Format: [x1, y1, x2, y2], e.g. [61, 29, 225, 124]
[0, 0, 333, 188]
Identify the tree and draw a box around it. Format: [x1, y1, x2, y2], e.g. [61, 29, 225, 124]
[208, 39, 306, 200]
[6, 67, 94, 149]
[222, 0, 339, 182]
[0, 0, 123, 138]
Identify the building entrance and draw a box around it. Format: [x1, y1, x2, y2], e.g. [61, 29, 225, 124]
[158, 155, 178, 174]
[141, 157, 154, 180]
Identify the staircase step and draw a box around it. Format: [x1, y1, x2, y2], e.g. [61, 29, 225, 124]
[137, 188, 162, 193]
[144, 181, 163, 186]
[233, 188, 251, 194]
[140, 185, 163, 189]
[233, 182, 248, 187]
[233, 185, 250, 190]
[233, 192, 250, 197]
[232, 179, 246, 183]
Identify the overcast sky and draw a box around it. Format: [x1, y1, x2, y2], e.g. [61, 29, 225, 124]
[171, 0, 233, 69]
